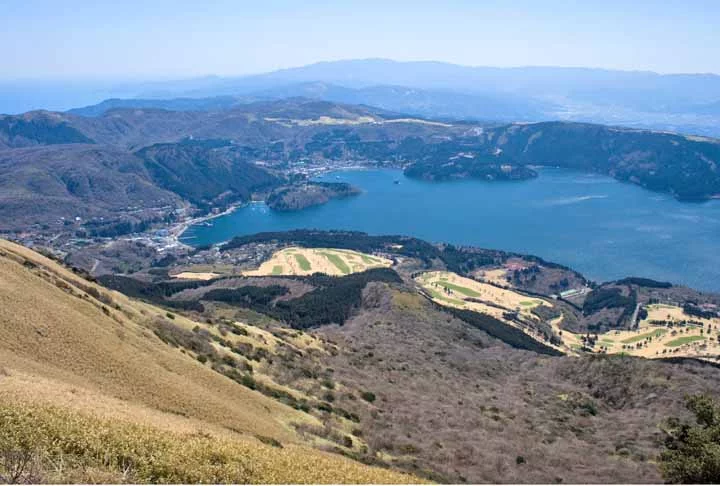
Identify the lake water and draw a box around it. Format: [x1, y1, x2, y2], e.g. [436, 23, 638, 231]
[180, 168, 720, 292]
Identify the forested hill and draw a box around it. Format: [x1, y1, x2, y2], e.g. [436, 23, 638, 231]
[400, 121, 720, 200]
[483, 122, 720, 201]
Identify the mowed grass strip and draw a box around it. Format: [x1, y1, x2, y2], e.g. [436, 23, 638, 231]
[621, 328, 668, 344]
[319, 252, 350, 274]
[361, 254, 381, 264]
[293, 254, 312, 271]
[438, 281, 482, 298]
[271, 265, 283, 275]
[664, 335, 706, 347]
[427, 288, 465, 306]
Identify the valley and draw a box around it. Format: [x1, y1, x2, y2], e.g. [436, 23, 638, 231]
[4, 230, 720, 483]
[2, 94, 720, 484]
[5, 1, 720, 483]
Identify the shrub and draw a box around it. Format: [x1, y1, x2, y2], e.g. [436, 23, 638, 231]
[360, 391, 376, 403]
[660, 394, 720, 483]
[316, 402, 334, 413]
[254, 435, 283, 449]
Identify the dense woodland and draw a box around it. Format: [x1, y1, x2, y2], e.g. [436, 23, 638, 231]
[265, 181, 360, 211]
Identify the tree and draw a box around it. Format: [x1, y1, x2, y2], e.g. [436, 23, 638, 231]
[660, 394, 720, 483]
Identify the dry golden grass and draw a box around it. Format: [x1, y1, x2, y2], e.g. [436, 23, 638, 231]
[0, 401, 419, 484]
[0, 239, 421, 484]
[171, 271, 221, 280]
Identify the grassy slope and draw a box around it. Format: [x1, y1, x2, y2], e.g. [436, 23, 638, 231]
[0, 239, 417, 484]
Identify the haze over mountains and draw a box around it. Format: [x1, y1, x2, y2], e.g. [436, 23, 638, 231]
[5, 59, 720, 137]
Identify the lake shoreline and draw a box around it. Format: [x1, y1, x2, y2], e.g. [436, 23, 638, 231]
[179, 168, 720, 292]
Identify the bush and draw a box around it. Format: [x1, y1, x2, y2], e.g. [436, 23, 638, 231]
[660, 394, 720, 483]
[360, 391, 376, 403]
[316, 402, 333, 413]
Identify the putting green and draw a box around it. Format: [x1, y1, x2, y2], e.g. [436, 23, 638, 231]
[664, 335, 706, 347]
[621, 329, 667, 344]
[427, 288, 465, 306]
[437, 281, 482, 298]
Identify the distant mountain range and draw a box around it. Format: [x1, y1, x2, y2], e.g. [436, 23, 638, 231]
[4, 59, 720, 136]
[2, 59, 717, 137]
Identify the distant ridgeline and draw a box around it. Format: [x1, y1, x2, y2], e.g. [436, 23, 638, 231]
[399, 122, 720, 201]
[1, 101, 720, 233]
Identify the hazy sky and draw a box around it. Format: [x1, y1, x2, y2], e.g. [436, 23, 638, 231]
[2, 0, 719, 79]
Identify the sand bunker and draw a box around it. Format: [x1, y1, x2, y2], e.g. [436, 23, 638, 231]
[172, 271, 221, 280]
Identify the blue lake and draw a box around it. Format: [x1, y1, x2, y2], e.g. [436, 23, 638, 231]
[180, 168, 720, 292]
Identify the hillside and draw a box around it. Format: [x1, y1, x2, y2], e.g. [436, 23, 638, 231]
[135, 138, 280, 209]
[0, 239, 417, 483]
[0, 111, 94, 148]
[63, 228, 720, 483]
[483, 122, 720, 201]
[0, 144, 182, 232]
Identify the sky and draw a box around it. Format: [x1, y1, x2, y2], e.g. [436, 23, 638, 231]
[1, 0, 719, 80]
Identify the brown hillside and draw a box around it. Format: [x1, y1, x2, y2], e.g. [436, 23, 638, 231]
[0, 239, 417, 483]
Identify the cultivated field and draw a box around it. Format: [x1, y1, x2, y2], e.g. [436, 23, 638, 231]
[243, 247, 392, 277]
